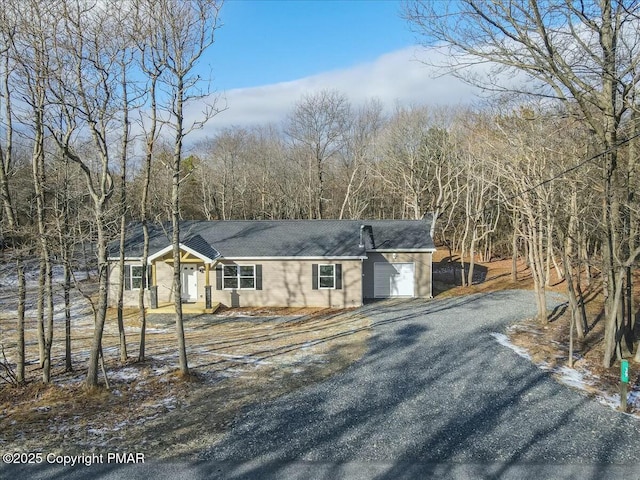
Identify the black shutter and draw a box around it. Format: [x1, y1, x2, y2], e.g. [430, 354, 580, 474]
[216, 265, 222, 290]
[335, 264, 342, 290]
[312, 264, 318, 290]
[146, 265, 152, 289]
[255, 265, 262, 290]
[124, 264, 131, 291]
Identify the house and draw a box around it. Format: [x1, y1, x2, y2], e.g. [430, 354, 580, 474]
[108, 217, 436, 309]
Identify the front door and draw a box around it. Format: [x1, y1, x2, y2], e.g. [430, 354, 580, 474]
[181, 265, 198, 302]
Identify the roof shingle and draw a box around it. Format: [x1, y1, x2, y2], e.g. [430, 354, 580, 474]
[112, 217, 435, 259]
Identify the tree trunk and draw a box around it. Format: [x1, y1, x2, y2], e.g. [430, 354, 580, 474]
[16, 259, 25, 383]
[86, 207, 111, 388]
[115, 60, 131, 363]
[117, 218, 128, 363]
[575, 267, 589, 336]
[603, 268, 626, 367]
[467, 232, 476, 286]
[526, 218, 547, 322]
[36, 259, 45, 367]
[42, 260, 54, 384]
[64, 257, 72, 372]
[173, 77, 189, 376]
[32, 94, 54, 382]
[138, 74, 158, 363]
[562, 240, 583, 346]
[511, 212, 518, 282]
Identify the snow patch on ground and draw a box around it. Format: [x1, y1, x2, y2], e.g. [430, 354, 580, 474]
[491, 332, 640, 416]
[110, 367, 143, 383]
[490, 333, 531, 360]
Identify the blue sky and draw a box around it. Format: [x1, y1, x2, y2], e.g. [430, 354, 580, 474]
[187, 0, 483, 138]
[208, 0, 415, 90]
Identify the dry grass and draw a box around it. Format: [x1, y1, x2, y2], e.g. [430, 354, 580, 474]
[0, 299, 370, 459]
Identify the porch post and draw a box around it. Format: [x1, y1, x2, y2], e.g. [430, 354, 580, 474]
[204, 262, 212, 309]
[150, 262, 158, 309]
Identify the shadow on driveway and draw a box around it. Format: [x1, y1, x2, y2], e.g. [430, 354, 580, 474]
[5, 291, 640, 480]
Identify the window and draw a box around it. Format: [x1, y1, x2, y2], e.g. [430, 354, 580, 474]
[312, 263, 342, 290]
[223, 265, 255, 289]
[131, 266, 144, 289]
[318, 264, 335, 289]
[124, 264, 151, 291]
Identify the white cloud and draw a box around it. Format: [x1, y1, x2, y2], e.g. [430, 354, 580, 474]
[184, 46, 485, 141]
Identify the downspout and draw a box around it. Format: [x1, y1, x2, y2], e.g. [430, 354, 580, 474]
[361, 257, 365, 307]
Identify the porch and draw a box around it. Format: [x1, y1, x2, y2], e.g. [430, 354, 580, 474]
[147, 238, 220, 311]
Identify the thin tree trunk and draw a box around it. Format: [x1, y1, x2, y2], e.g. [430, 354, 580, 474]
[1, 37, 23, 383]
[117, 213, 128, 363]
[36, 259, 45, 367]
[575, 267, 589, 336]
[511, 224, 518, 283]
[42, 260, 54, 383]
[86, 213, 111, 388]
[59, 161, 73, 373]
[64, 258, 72, 372]
[115, 59, 130, 364]
[32, 101, 54, 382]
[562, 240, 583, 345]
[604, 268, 626, 367]
[138, 71, 159, 362]
[467, 233, 476, 286]
[173, 76, 188, 376]
[16, 259, 25, 383]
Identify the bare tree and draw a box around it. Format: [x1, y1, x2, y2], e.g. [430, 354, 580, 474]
[113, 7, 138, 365]
[376, 105, 455, 227]
[133, 0, 167, 362]
[406, 0, 640, 366]
[458, 126, 500, 286]
[338, 99, 384, 219]
[287, 90, 351, 219]
[49, 1, 120, 388]
[10, 0, 57, 383]
[0, 7, 27, 383]
[150, 0, 222, 376]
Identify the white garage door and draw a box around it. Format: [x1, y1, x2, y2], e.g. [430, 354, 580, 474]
[374, 262, 415, 298]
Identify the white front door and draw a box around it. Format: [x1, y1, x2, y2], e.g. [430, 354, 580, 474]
[181, 265, 198, 302]
[374, 262, 415, 298]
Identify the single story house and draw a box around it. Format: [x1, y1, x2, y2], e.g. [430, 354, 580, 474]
[108, 217, 436, 309]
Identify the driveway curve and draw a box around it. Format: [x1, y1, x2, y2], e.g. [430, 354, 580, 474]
[202, 290, 640, 479]
[5, 290, 640, 479]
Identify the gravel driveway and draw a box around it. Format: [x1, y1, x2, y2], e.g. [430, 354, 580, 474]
[6, 290, 640, 479]
[200, 290, 640, 479]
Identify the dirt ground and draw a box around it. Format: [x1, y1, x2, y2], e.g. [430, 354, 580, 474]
[0, 274, 370, 459]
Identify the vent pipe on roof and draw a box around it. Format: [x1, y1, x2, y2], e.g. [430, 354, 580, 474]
[359, 225, 374, 249]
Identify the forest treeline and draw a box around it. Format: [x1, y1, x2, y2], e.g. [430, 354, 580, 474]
[0, 0, 639, 388]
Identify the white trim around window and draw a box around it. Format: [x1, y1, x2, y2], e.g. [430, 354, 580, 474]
[318, 264, 336, 289]
[223, 264, 256, 290]
[124, 264, 151, 291]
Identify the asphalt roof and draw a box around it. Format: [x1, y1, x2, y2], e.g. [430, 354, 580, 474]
[112, 217, 435, 259]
